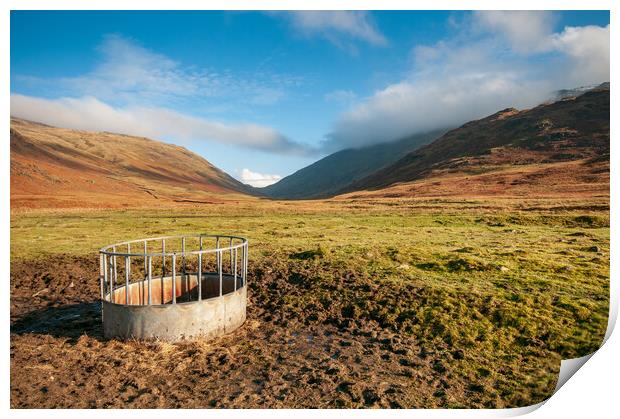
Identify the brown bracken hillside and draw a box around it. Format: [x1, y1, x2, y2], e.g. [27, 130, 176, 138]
[339, 85, 609, 199]
[10, 118, 255, 209]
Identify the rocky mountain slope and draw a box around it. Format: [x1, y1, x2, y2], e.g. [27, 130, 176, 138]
[339, 84, 609, 197]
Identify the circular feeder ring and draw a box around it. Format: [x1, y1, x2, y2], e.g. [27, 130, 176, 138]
[99, 234, 248, 341]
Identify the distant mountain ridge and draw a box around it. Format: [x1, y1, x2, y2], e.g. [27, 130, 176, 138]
[553, 82, 610, 101]
[262, 129, 448, 199]
[341, 83, 609, 195]
[10, 118, 255, 208]
[10, 82, 609, 208]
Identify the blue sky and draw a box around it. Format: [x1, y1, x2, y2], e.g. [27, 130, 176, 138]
[10, 11, 610, 186]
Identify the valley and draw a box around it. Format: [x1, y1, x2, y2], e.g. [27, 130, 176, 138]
[9, 85, 610, 408]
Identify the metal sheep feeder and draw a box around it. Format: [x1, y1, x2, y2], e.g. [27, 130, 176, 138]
[99, 234, 248, 341]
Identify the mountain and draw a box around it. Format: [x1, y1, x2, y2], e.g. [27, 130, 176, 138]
[10, 118, 254, 209]
[340, 84, 609, 198]
[262, 129, 448, 199]
[553, 82, 610, 101]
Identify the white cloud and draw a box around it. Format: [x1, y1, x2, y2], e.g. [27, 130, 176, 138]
[239, 168, 282, 187]
[10, 94, 311, 155]
[10, 34, 315, 156]
[286, 11, 388, 47]
[473, 11, 610, 85]
[324, 12, 609, 151]
[324, 89, 357, 103]
[325, 74, 551, 151]
[66, 34, 198, 102]
[550, 25, 610, 86]
[18, 34, 300, 108]
[473, 11, 557, 54]
[412, 42, 446, 64]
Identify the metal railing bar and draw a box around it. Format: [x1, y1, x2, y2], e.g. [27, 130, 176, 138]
[101, 241, 247, 258]
[112, 246, 117, 294]
[162, 259, 165, 304]
[234, 247, 237, 292]
[125, 257, 130, 305]
[198, 252, 202, 302]
[100, 234, 247, 252]
[219, 249, 223, 297]
[172, 253, 177, 304]
[244, 243, 248, 287]
[215, 237, 220, 274]
[229, 237, 233, 272]
[101, 248, 245, 258]
[182, 237, 186, 277]
[147, 256, 152, 306]
[99, 253, 104, 300]
[127, 242, 131, 285]
[103, 253, 108, 302]
[143, 240, 147, 273]
[143, 241, 147, 306]
[162, 239, 166, 275]
[109, 254, 114, 303]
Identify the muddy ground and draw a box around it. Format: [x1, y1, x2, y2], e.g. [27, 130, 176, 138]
[10, 254, 565, 409]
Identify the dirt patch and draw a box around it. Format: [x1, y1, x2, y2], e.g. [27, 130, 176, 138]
[11, 255, 558, 408]
[10, 255, 99, 322]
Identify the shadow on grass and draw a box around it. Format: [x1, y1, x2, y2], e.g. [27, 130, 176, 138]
[10, 302, 104, 343]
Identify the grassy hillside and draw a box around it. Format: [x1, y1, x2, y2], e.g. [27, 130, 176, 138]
[10, 118, 256, 209]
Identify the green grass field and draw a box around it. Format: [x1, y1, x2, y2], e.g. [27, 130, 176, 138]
[10, 197, 609, 407]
